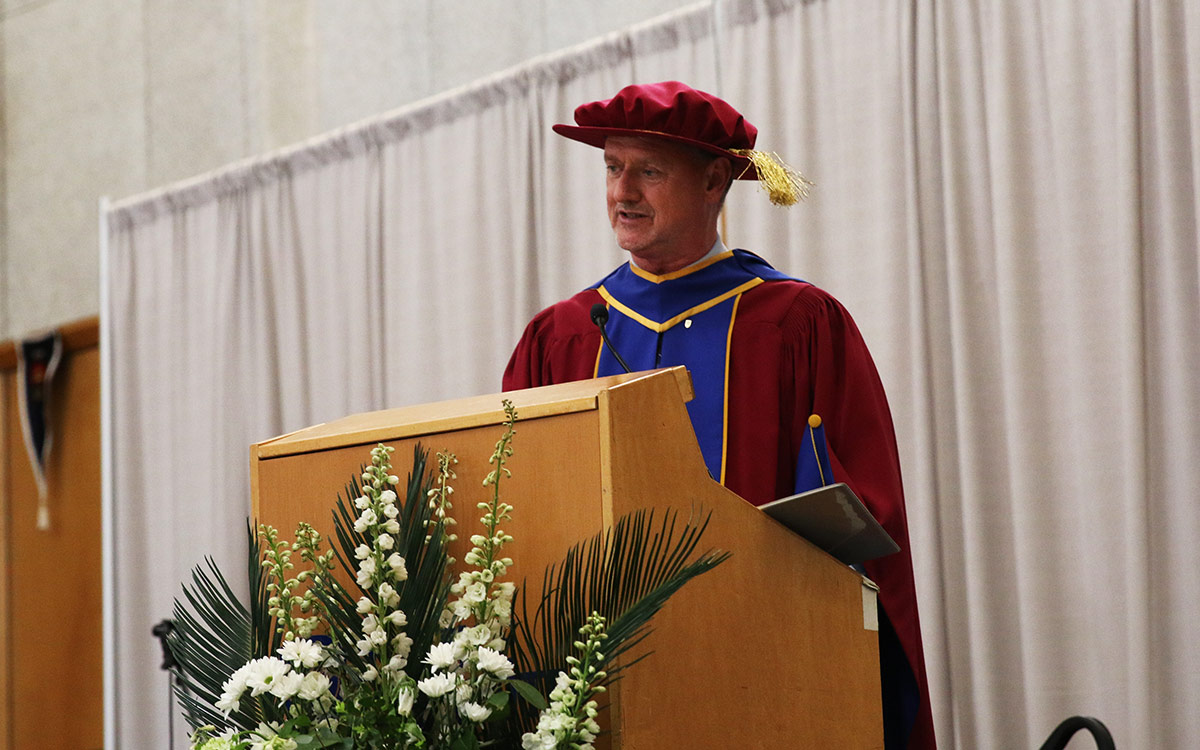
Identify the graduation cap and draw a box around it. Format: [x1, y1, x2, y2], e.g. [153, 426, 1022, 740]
[553, 80, 812, 206]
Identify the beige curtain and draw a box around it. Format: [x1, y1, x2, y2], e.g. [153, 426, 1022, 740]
[103, 0, 1200, 747]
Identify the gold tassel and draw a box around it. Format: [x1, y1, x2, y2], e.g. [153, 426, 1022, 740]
[731, 149, 813, 206]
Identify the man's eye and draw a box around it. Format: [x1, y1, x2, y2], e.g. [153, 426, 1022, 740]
[643, 169, 660, 177]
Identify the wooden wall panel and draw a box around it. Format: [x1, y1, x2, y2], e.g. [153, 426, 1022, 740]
[0, 318, 102, 750]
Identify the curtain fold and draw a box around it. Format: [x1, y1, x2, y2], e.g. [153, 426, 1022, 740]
[104, 1, 1200, 747]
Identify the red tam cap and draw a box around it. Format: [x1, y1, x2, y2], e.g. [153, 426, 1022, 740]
[554, 81, 810, 204]
[553, 81, 759, 180]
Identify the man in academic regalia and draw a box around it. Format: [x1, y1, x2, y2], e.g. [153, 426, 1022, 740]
[502, 80, 936, 750]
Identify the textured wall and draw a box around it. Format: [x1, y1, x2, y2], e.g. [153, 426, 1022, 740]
[0, 0, 695, 341]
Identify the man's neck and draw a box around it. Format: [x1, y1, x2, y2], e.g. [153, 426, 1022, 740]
[630, 237, 727, 275]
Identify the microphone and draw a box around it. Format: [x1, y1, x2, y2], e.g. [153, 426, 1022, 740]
[590, 302, 633, 374]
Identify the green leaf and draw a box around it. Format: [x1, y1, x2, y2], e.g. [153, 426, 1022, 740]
[504, 507, 729, 736]
[507, 678, 548, 710]
[450, 730, 480, 750]
[486, 690, 511, 710]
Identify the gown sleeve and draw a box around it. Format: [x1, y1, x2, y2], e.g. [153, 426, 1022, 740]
[783, 287, 937, 750]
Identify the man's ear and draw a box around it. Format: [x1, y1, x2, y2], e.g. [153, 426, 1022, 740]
[705, 157, 734, 200]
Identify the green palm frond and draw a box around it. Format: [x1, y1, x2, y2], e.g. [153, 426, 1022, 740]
[505, 507, 730, 733]
[168, 521, 280, 732]
[313, 443, 453, 684]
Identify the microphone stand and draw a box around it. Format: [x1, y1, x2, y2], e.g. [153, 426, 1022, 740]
[590, 303, 633, 373]
[151, 619, 177, 749]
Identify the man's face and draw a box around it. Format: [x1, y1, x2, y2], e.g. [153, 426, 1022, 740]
[604, 136, 725, 271]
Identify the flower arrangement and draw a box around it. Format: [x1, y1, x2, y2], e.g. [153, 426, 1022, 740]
[169, 401, 728, 749]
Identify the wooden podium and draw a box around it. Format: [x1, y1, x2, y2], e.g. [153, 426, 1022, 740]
[251, 368, 883, 749]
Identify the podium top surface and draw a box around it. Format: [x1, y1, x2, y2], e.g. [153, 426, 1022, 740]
[254, 367, 693, 459]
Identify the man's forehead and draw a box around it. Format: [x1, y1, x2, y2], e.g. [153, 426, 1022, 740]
[603, 136, 706, 163]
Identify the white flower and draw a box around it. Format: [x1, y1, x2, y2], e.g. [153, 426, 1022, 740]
[392, 632, 414, 656]
[417, 672, 456, 698]
[215, 690, 240, 716]
[383, 503, 399, 518]
[354, 495, 371, 509]
[356, 596, 373, 614]
[268, 670, 304, 700]
[361, 613, 380, 634]
[396, 686, 416, 716]
[362, 665, 378, 682]
[521, 732, 559, 750]
[384, 653, 408, 673]
[278, 639, 325, 669]
[354, 544, 371, 560]
[383, 519, 400, 535]
[378, 533, 394, 550]
[463, 582, 487, 605]
[353, 508, 377, 533]
[475, 647, 514, 679]
[244, 657, 291, 697]
[377, 582, 399, 608]
[457, 624, 491, 647]
[387, 553, 408, 580]
[356, 557, 377, 587]
[450, 598, 471, 623]
[423, 641, 460, 671]
[461, 701, 492, 722]
[380, 489, 397, 505]
[369, 628, 387, 646]
[387, 610, 408, 627]
[297, 672, 331, 701]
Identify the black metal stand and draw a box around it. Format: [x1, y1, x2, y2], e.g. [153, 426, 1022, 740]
[152, 619, 177, 748]
[1038, 715, 1117, 750]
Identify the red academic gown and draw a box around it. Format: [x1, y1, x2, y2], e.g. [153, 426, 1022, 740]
[503, 251, 936, 750]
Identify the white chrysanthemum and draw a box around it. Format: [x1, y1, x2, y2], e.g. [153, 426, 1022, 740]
[461, 701, 492, 722]
[278, 638, 325, 669]
[475, 647, 514, 679]
[296, 672, 331, 701]
[423, 641, 460, 671]
[417, 672, 456, 698]
[244, 657, 291, 697]
[215, 690, 240, 716]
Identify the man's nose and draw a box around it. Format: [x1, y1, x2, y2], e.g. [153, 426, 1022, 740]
[611, 172, 640, 201]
